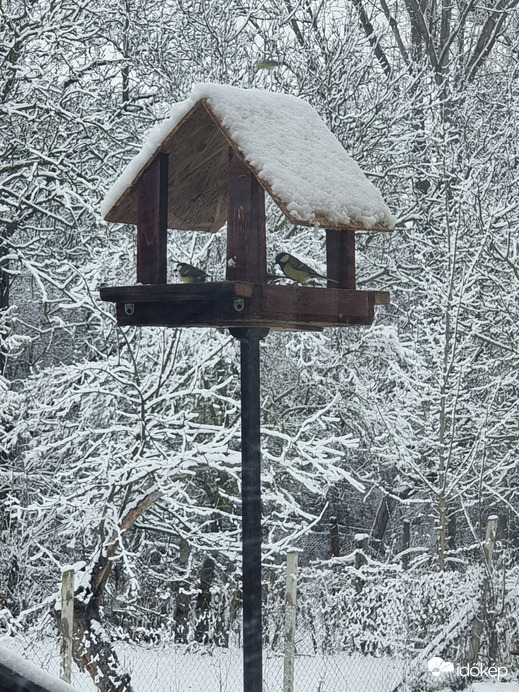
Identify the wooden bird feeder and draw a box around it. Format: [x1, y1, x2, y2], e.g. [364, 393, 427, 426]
[99, 84, 394, 330]
[98, 84, 394, 692]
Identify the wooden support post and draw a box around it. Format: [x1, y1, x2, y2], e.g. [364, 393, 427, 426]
[355, 534, 369, 594]
[227, 148, 267, 283]
[326, 229, 356, 289]
[355, 534, 369, 569]
[283, 551, 298, 692]
[447, 513, 457, 553]
[468, 515, 499, 664]
[137, 153, 169, 284]
[60, 567, 75, 683]
[330, 516, 340, 557]
[402, 519, 411, 570]
[484, 515, 498, 568]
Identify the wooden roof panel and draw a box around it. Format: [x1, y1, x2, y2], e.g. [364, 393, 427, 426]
[105, 103, 230, 232]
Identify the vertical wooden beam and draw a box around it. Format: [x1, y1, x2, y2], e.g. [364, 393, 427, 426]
[137, 153, 169, 284]
[227, 148, 267, 283]
[326, 229, 356, 289]
[60, 567, 75, 684]
[283, 551, 298, 692]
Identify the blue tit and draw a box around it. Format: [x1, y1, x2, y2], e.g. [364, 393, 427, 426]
[275, 252, 337, 284]
[176, 262, 209, 284]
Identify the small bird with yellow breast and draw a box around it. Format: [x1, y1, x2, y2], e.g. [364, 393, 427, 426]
[275, 252, 337, 284]
[176, 262, 210, 283]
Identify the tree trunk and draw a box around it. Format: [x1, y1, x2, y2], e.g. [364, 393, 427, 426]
[174, 538, 191, 643]
[52, 488, 167, 690]
[72, 599, 132, 692]
[370, 494, 396, 554]
[0, 245, 10, 375]
[195, 556, 215, 644]
[330, 516, 340, 557]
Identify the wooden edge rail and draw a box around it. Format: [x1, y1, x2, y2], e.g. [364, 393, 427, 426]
[100, 282, 389, 303]
[99, 282, 389, 331]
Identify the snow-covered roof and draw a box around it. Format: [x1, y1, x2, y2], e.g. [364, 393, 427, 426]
[101, 83, 395, 232]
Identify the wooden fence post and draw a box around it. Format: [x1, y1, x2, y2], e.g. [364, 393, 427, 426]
[355, 533, 369, 593]
[60, 567, 75, 683]
[283, 551, 299, 692]
[468, 515, 499, 664]
[402, 520, 411, 571]
[484, 515, 498, 568]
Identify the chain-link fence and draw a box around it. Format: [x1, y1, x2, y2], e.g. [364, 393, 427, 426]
[1, 553, 518, 692]
[0, 622, 406, 692]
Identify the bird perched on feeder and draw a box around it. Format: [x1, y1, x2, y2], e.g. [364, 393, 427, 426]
[176, 262, 210, 283]
[275, 252, 337, 284]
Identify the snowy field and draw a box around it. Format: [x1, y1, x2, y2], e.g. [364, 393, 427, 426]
[0, 634, 517, 692]
[472, 685, 519, 692]
[0, 634, 403, 691]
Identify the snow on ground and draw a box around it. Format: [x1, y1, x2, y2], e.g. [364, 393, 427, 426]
[115, 642, 405, 692]
[0, 634, 404, 691]
[471, 684, 519, 691]
[0, 634, 93, 691]
[0, 633, 516, 691]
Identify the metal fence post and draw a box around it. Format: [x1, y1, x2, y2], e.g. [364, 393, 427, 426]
[230, 327, 268, 692]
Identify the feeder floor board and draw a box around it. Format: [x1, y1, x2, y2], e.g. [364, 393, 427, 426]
[99, 282, 390, 331]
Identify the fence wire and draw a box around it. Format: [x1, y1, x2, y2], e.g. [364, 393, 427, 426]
[1, 559, 517, 691]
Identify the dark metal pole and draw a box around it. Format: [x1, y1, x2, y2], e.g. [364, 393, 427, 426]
[230, 327, 268, 692]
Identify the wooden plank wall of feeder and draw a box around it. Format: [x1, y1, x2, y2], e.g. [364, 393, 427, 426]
[226, 148, 267, 284]
[326, 228, 356, 289]
[137, 153, 169, 284]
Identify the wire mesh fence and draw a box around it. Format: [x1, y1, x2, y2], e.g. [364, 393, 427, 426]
[2, 554, 517, 692]
[0, 623, 407, 692]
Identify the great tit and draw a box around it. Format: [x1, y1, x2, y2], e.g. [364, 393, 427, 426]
[275, 252, 337, 284]
[176, 262, 210, 283]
